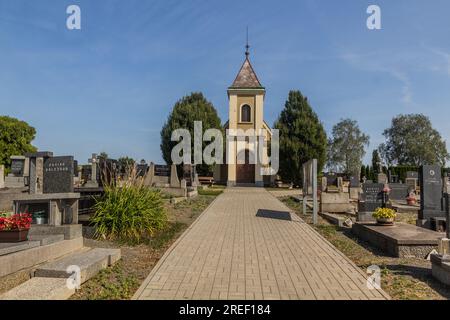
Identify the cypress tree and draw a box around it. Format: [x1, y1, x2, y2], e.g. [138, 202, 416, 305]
[274, 90, 327, 185]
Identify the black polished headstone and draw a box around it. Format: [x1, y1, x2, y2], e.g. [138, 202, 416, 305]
[43, 156, 74, 193]
[81, 165, 91, 182]
[349, 176, 360, 188]
[388, 183, 409, 201]
[324, 173, 337, 186]
[359, 183, 385, 213]
[419, 165, 445, 221]
[73, 160, 79, 177]
[136, 164, 148, 177]
[11, 158, 25, 176]
[154, 165, 170, 177]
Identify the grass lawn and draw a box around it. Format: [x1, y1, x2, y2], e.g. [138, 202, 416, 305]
[280, 196, 450, 300]
[70, 194, 219, 300]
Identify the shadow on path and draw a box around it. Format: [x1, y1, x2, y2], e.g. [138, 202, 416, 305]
[256, 209, 292, 221]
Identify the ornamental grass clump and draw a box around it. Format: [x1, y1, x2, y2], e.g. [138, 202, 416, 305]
[91, 166, 167, 243]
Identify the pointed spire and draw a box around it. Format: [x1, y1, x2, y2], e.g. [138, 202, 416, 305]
[229, 27, 264, 89]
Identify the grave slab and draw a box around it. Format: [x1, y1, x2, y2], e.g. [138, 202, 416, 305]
[320, 192, 352, 213]
[35, 248, 121, 283]
[431, 254, 450, 286]
[0, 241, 40, 256]
[29, 224, 82, 240]
[352, 222, 444, 258]
[0, 277, 75, 300]
[27, 234, 65, 246]
[0, 237, 84, 278]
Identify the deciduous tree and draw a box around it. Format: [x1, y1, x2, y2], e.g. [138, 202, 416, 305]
[327, 118, 369, 176]
[379, 114, 449, 166]
[0, 116, 37, 168]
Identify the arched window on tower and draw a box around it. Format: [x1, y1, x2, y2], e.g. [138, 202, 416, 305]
[241, 104, 251, 122]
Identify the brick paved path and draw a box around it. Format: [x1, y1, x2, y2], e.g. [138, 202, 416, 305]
[133, 188, 388, 300]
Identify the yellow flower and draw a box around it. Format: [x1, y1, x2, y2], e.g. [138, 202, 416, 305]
[372, 207, 396, 219]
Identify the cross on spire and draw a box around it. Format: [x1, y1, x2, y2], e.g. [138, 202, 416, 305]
[245, 26, 250, 58]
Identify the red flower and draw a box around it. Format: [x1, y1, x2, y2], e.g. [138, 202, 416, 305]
[0, 213, 32, 231]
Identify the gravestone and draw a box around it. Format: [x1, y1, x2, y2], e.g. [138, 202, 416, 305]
[388, 183, 409, 202]
[349, 176, 360, 200]
[324, 172, 339, 193]
[337, 177, 344, 193]
[325, 173, 337, 186]
[170, 164, 180, 188]
[10, 156, 25, 176]
[84, 154, 99, 188]
[98, 157, 118, 186]
[155, 165, 170, 177]
[4, 155, 28, 188]
[146, 164, 171, 187]
[390, 175, 399, 183]
[377, 173, 388, 184]
[193, 173, 200, 187]
[446, 193, 450, 238]
[418, 165, 445, 229]
[26, 151, 53, 194]
[357, 183, 385, 222]
[349, 176, 360, 188]
[443, 174, 450, 194]
[180, 179, 187, 189]
[14, 152, 80, 228]
[407, 171, 419, 179]
[0, 165, 4, 189]
[406, 178, 418, 192]
[321, 177, 327, 192]
[73, 160, 79, 177]
[303, 159, 318, 224]
[43, 156, 74, 194]
[182, 164, 196, 186]
[136, 161, 149, 177]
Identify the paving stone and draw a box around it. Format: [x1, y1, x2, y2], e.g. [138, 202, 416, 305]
[0, 277, 75, 300]
[133, 188, 389, 300]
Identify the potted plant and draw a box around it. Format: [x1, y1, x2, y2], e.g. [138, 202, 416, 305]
[372, 207, 396, 225]
[406, 192, 417, 205]
[0, 212, 32, 242]
[33, 211, 48, 225]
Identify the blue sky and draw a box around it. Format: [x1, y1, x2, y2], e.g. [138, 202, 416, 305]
[1, 0, 450, 165]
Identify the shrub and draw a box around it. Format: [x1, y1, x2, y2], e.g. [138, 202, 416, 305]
[91, 167, 167, 243]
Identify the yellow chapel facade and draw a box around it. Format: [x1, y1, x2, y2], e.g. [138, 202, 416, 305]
[214, 50, 273, 187]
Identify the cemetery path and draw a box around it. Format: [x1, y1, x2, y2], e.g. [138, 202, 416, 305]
[133, 187, 389, 300]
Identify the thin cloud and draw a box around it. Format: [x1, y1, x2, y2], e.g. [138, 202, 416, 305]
[340, 51, 413, 106]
